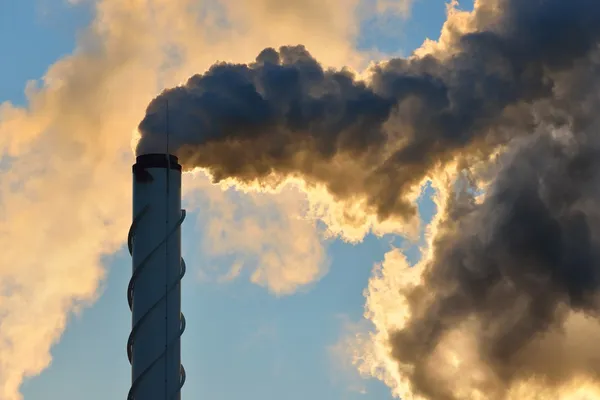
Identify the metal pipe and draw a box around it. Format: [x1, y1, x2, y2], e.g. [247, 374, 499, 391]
[127, 153, 186, 400]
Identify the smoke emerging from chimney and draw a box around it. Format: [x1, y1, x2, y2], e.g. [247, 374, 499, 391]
[137, 0, 600, 397]
[137, 0, 600, 223]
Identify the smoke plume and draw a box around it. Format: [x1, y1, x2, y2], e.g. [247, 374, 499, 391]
[137, 0, 600, 224]
[137, 0, 600, 398]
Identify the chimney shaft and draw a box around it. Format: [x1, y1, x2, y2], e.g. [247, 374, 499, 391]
[127, 153, 186, 400]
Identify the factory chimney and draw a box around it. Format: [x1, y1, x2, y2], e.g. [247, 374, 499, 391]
[126, 153, 187, 399]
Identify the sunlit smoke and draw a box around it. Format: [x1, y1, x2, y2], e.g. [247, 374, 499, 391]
[0, 0, 406, 398]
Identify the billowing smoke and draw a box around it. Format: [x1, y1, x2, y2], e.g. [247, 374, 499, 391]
[137, 0, 600, 224]
[382, 125, 600, 399]
[137, 0, 600, 398]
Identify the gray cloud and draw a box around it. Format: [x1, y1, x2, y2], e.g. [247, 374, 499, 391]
[390, 118, 600, 398]
[137, 0, 600, 224]
[137, 0, 600, 396]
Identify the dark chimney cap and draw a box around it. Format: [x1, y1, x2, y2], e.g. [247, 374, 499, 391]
[133, 153, 182, 172]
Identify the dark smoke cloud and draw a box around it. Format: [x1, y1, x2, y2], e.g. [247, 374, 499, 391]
[390, 122, 600, 398]
[137, 0, 600, 223]
[383, 12, 600, 394]
[138, 0, 600, 396]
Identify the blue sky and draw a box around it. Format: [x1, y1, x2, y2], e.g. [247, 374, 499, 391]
[1, 1, 470, 399]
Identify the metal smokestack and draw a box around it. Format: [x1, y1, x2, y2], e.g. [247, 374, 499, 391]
[127, 153, 187, 399]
